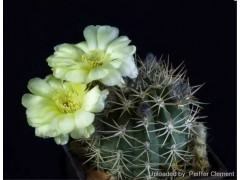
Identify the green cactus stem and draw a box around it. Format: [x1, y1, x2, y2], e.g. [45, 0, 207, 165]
[70, 54, 209, 179]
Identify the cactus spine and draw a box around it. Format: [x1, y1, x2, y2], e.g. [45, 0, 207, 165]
[70, 54, 209, 179]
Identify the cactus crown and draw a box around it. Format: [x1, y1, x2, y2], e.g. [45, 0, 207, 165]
[70, 54, 209, 179]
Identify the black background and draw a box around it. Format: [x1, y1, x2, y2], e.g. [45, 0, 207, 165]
[4, 0, 236, 179]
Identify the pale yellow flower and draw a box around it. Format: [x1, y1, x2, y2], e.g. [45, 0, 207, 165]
[22, 75, 108, 145]
[47, 25, 138, 86]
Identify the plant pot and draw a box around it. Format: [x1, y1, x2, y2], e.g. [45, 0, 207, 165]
[63, 145, 229, 180]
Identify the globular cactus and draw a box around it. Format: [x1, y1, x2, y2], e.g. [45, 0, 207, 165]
[70, 54, 209, 179]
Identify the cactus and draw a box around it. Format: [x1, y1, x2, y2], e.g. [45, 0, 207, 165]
[70, 54, 209, 179]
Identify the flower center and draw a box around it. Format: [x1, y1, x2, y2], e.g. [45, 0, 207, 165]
[53, 89, 82, 114]
[81, 50, 110, 68]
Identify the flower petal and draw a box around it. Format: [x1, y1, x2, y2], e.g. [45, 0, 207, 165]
[22, 94, 47, 108]
[128, 66, 138, 78]
[54, 134, 69, 145]
[65, 83, 87, 99]
[83, 25, 100, 50]
[27, 77, 55, 97]
[91, 89, 108, 112]
[26, 107, 60, 127]
[53, 67, 69, 79]
[45, 75, 63, 90]
[70, 128, 86, 139]
[56, 114, 75, 134]
[110, 46, 136, 59]
[82, 86, 100, 110]
[87, 124, 95, 136]
[35, 122, 60, 138]
[47, 56, 76, 67]
[87, 68, 109, 82]
[100, 69, 122, 86]
[75, 41, 89, 53]
[82, 86, 109, 112]
[104, 59, 122, 68]
[70, 124, 95, 139]
[53, 43, 84, 60]
[118, 57, 138, 77]
[75, 110, 95, 129]
[65, 69, 88, 83]
[97, 26, 119, 50]
[107, 36, 131, 52]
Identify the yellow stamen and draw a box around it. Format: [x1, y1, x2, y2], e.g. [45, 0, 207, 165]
[53, 89, 82, 113]
[81, 50, 110, 68]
